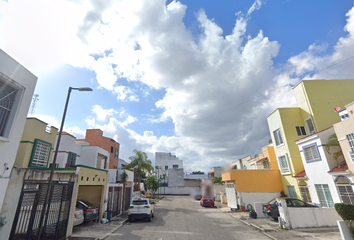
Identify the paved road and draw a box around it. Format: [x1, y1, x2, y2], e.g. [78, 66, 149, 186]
[105, 195, 268, 240]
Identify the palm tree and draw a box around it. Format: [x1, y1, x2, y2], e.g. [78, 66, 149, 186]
[125, 150, 154, 191]
[325, 133, 343, 167]
[120, 170, 128, 211]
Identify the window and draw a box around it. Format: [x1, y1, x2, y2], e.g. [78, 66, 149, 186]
[349, 151, 354, 163]
[165, 166, 168, 170]
[0, 78, 23, 138]
[114, 148, 118, 159]
[303, 144, 320, 162]
[295, 126, 306, 136]
[29, 139, 51, 167]
[173, 165, 178, 169]
[300, 186, 312, 203]
[111, 146, 113, 153]
[273, 128, 284, 146]
[346, 133, 354, 153]
[67, 152, 77, 168]
[278, 155, 290, 174]
[263, 161, 269, 170]
[315, 184, 334, 208]
[335, 176, 354, 204]
[305, 117, 316, 134]
[287, 185, 297, 198]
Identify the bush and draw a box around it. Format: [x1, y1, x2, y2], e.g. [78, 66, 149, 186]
[335, 203, 354, 221]
[351, 226, 354, 238]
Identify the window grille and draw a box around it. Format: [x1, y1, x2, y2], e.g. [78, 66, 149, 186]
[278, 155, 290, 174]
[300, 186, 312, 202]
[346, 133, 354, 153]
[0, 80, 18, 137]
[303, 145, 320, 162]
[287, 185, 297, 198]
[67, 152, 77, 168]
[295, 126, 306, 136]
[31, 141, 50, 167]
[335, 176, 354, 204]
[315, 184, 334, 208]
[273, 129, 283, 146]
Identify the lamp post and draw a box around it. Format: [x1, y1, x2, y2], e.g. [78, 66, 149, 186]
[37, 87, 92, 239]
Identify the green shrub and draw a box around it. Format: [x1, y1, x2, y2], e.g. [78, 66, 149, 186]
[335, 203, 354, 221]
[351, 226, 354, 238]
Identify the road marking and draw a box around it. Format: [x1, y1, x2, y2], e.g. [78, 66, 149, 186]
[146, 231, 201, 235]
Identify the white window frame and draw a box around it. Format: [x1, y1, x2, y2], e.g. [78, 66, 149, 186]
[278, 154, 290, 174]
[305, 117, 316, 134]
[302, 143, 321, 163]
[286, 185, 297, 198]
[0, 76, 24, 140]
[299, 185, 312, 203]
[295, 126, 307, 136]
[30, 140, 51, 168]
[273, 128, 284, 147]
[346, 133, 354, 153]
[348, 151, 354, 163]
[315, 184, 334, 208]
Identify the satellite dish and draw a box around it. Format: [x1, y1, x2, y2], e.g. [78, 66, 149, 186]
[334, 107, 342, 113]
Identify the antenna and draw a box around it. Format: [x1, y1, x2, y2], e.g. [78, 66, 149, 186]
[29, 94, 39, 116]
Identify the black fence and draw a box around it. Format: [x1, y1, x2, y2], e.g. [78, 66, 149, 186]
[10, 180, 74, 240]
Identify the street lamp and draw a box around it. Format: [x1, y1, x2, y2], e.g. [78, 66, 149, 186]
[37, 86, 92, 239]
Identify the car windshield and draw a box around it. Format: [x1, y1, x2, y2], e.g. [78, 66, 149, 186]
[78, 200, 95, 208]
[132, 200, 148, 205]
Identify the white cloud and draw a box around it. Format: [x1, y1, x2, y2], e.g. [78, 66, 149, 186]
[4, 0, 354, 173]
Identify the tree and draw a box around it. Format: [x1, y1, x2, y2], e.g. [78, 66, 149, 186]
[124, 150, 154, 191]
[212, 177, 224, 185]
[120, 170, 128, 211]
[191, 171, 205, 174]
[325, 133, 343, 166]
[144, 176, 160, 196]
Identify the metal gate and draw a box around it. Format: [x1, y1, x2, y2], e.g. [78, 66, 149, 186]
[10, 180, 74, 240]
[226, 182, 238, 209]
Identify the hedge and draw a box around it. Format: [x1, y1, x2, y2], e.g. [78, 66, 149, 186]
[335, 203, 354, 221]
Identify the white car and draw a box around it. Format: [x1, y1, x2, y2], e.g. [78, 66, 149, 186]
[73, 208, 84, 226]
[128, 198, 155, 222]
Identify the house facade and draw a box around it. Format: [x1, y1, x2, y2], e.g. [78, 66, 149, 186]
[267, 79, 354, 201]
[78, 129, 120, 169]
[155, 152, 183, 178]
[295, 127, 347, 207]
[0, 49, 37, 213]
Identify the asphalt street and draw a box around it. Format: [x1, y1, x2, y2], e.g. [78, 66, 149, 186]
[105, 195, 269, 240]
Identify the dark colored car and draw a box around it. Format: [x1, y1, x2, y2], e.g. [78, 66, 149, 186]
[263, 197, 319, 220]
[76, 200, 99, 222]
[200, 197, 215, 207]
[194, 194, 202, 200]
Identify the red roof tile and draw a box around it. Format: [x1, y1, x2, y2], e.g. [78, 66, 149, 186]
[294, 170, 306, 177]
[256, 157, 268, 163]
[328, 163, 348, 173]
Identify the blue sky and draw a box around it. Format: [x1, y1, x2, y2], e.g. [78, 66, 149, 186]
[1, 0, 354, 173]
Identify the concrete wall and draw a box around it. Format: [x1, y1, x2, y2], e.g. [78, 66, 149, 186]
[168, 168, 184, 187]
[222, 169, 283, 193]
[184, 179, 201, 187]
[238, 192, 280, 208]
[214, 184, 226, 201]
[157, 186, 200, 195]
[0, 168, 77, 240]
[0, 49, 37, 209]
[288, 207, 341, 228]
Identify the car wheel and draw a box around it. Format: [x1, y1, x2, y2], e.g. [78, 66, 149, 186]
[152, 212, 154, 218]
[128, 217, 133, 223]
[148, 214, 152, 222]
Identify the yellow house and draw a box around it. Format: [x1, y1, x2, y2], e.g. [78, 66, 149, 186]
[267, 79, 354, 201]
[247, 145, 279, 170]
[15, 118, 58, 168]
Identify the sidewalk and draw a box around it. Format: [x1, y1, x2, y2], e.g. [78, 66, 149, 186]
[68, 212, 128, 240]
[215, 202, 341, 240]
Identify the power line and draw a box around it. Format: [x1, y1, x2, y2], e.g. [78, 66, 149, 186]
[191, 54, 354, 124]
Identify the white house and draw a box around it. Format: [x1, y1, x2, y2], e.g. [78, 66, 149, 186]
[295, 127, 348, 207]
[155, 152, 183, 177]
[0, 49, 37, 211]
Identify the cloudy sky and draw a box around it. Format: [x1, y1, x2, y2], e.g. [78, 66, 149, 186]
[1, 0, 354, 173]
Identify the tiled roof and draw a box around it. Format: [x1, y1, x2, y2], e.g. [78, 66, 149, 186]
[256, 157, 268, 163]
[295, 126, 333, 142]
[294, 170, 306, 178]
[328, 162, 348, 173]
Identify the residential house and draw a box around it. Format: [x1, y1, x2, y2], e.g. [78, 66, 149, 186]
[78, 129, 120, 169]
[247, 145, 279, 170]
[208, 166, 222, 178]
[267, 79, 354, 201]
[155, 152, 183, 178]
[295, 127, 346, 207]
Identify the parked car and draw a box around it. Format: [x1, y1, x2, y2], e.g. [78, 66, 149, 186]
[128, 198, 155, 222]
[194, 194, 202, 200]
[76, 200, 99, 222]
[73, 208, 84, 226]
[263, 197, 319, 220]
[200, 197, 215, 207]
